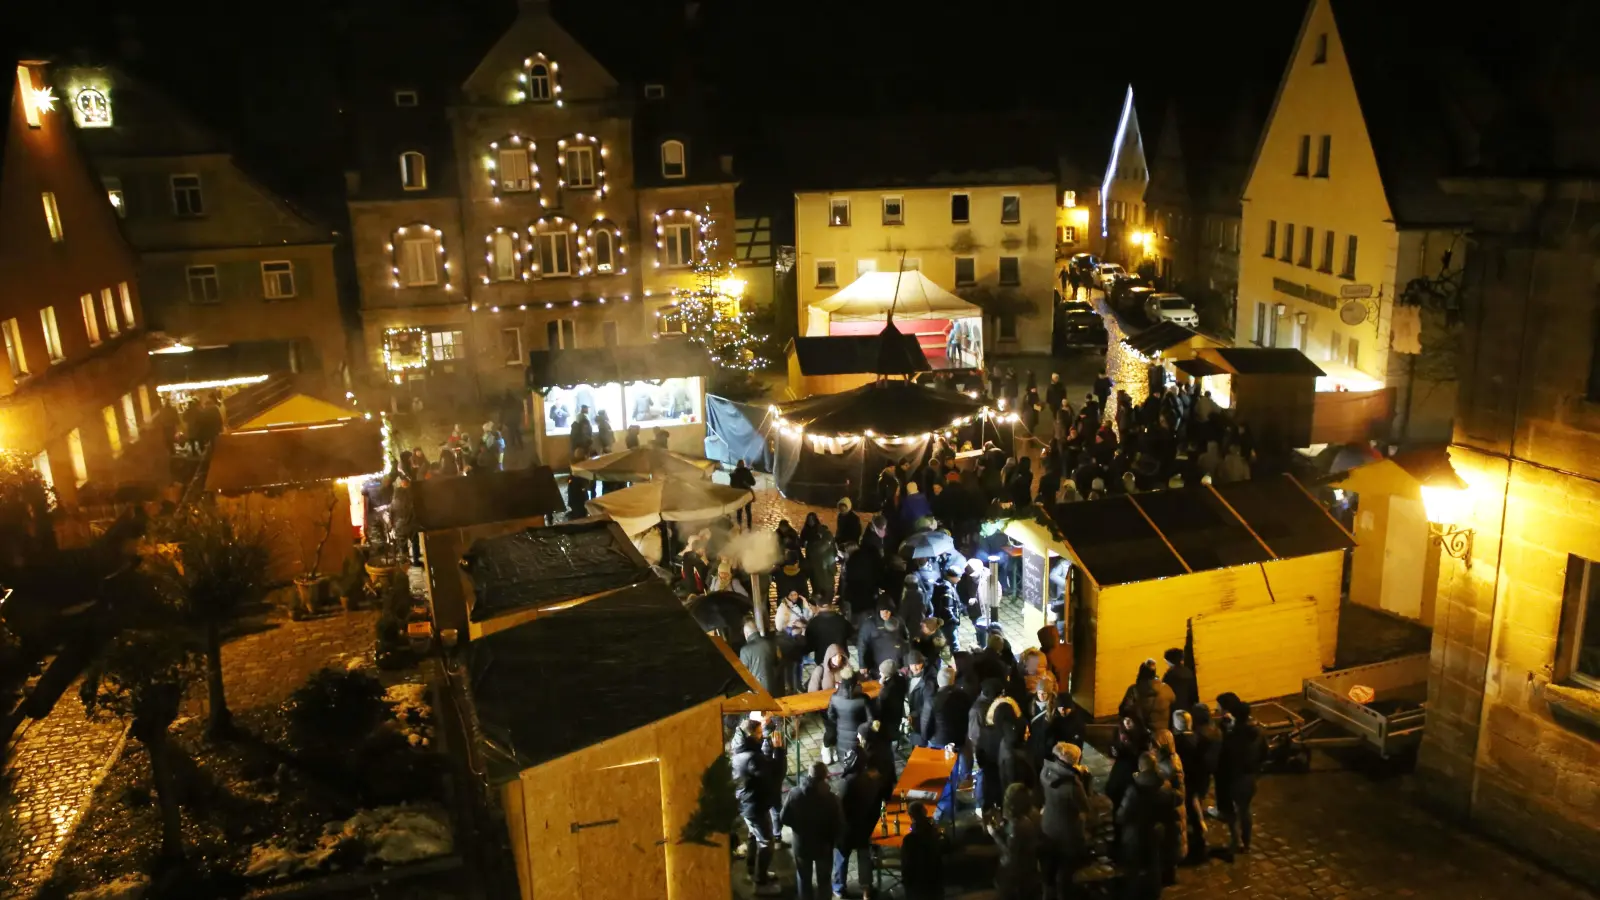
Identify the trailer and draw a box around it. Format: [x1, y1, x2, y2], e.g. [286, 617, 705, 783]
[1301, 652, 1429, 758]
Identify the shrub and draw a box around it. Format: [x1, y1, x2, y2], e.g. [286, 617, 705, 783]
[284, 668, 388, 753]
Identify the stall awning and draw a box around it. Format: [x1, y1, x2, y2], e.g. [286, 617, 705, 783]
[465, 581, 749, 782]
[205, 419, 382, 494]
[774, 379, 984, 437]
[413, 466, 565, 532]
[221, 373, 356, 431]
[787, 328, 930, 376]
[525, 340, 711, 390]
[812, 271, 981, 321]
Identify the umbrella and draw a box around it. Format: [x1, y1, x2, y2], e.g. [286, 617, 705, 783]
[903, 530, 956, 559]
[687, 591, 758, 651]
[586, 479, 753, 535]
[570, 447, 718, 483]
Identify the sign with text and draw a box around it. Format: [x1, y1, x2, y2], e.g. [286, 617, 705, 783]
[1021, 549, 1047, 612]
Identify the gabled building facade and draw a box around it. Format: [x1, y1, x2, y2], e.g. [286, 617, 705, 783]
[346, 0, 735, 406]
[50, 64, 347, 388]
[1096, 86, 1150, 267]
[1, 61, 165, 509]
[1236, 0, 1465, 442]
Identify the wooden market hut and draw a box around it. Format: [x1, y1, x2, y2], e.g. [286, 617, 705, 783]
[411, 466, 566, 640]
[219, 372, 358, 431]
[783, 324, 930, 398]
[1331, 445, 1451, 626]
[1006, 474, 1355, 717]
[462, 579, 754, 900]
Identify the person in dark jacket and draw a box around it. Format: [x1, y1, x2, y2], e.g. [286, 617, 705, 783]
[1173, 707, 1219, 862]
[835, 497, 862, 548]
[780, 762, 842, 900]
[1025, 677, 1087, 772]
[904, 651, 930, 740]
[805, 599, 851, 667]
[932, 565, 964, 651]
[805, 525, 839, 605]
[823, 672, 874, 765]
[732, 718, 786, 891]
[988, 783, 1042, 900]
[773, 553, 810, 601]
[843, 720, 898, 802]
[1106, 714, 1150, 808]
[730, 459, 757, 529]
[1215, 695, 1266, 857]
[899, 572, 932, 635]
[1121, 659, 1176, 737]
[1039, 742, 1092, 899]
[1162, 648, 1199, 713]
[873, 658, 910, 744]
[833, 756, 885, 898]
[738, 619, 787, 699]
[841, 536, 884, 623]
[858, 606, 908, 675]
[1117, 752, 1179, 898]
[924, 668, 972, 822]
[900, 802, 945, 900]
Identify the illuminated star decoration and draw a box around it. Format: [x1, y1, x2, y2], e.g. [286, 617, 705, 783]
[31, 87, 57, 114]
[655, 209, 766, 373]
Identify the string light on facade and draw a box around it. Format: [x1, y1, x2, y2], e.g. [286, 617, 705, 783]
[380, 326, 430, 385]
[486, 134, 543, 207]
[481, 226, 532, 285]
[581, 218, 625, 276]
[555, 133, 607, 201]
[766, 404, 1011, 442]
[387, 223, 450, 291]
[519, 54, 563, 107]
[652, 208, 707, 269]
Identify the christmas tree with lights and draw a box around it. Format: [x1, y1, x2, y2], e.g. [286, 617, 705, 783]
[657, 211, 766, 374]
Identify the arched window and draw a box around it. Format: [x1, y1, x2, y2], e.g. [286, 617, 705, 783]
[400, 151, 427, 190]
[592, 230, 614, 272]
[660, 140, 685, 179]
[526, 64, 551, 102]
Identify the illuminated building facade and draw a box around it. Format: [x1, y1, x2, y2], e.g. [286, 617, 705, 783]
[0, 61, 166, 510]
[346, 0, 736, 405]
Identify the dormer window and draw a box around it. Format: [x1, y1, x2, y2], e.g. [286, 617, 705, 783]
[520, 54, 560, 104]
[661, 140, 685, 179]
[644, 84, 666, 99]
[394, 90, 418, 107]
[527, 64, 551, 101]
[400, 151, 427, 190]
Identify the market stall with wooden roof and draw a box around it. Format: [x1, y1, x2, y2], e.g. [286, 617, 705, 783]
[1006, 474, 1355, 717]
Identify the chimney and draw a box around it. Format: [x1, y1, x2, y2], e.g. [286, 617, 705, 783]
[719, 154, 735, 176]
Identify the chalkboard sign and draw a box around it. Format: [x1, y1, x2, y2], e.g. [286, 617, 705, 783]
[1021, 550, 1047, 611]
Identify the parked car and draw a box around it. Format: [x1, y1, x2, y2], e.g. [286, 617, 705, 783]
[1069, 253, 1099, 278]
[1058, 301, 1108, 347]
[1144, 292, 1200, 328]
[1096, 263, 1125, 289]
[1110, 278, 1155, 311]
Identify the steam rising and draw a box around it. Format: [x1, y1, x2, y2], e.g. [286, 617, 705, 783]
[722, 529, 781, 573]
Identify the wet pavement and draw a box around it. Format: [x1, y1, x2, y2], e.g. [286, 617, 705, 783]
[188, 609, 381, 716]
[0, 690, 127, 900]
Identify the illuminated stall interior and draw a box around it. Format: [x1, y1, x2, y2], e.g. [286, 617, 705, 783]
[525, 341, 712, 466]
[805, 271, 985, 369]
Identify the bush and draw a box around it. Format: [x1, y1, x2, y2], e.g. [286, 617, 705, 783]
[283, 668, 388, 752]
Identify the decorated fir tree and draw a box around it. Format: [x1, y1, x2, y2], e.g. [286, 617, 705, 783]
[657, 211, 766, 375]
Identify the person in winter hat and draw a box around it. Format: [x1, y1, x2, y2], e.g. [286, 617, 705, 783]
[1039, 741, 1093, 898]
[1117, 751, 1180, 897]
[822, 670, 873, 766]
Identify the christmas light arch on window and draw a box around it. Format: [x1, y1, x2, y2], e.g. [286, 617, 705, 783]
[381, 326, 430, 384]
[556, 133, 607, 201]
[485, 134, 543, 207]
[519, 53, 562, 106]
[582, 218, 626, 276]
[653, 208, 706, 269]
[481, 225, 531, 285]
[526, 215, 580, 278]
[386, 223, 452, 291]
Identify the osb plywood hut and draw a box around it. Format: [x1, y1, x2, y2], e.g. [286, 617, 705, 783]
[1009, 474, 1354, 716]
[462, 581, 751, 900]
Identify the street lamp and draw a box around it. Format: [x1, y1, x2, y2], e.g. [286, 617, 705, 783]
[1421, 466, 1474, 566]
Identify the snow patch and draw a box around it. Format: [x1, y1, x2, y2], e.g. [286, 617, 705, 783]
[69, 875, 149, 900]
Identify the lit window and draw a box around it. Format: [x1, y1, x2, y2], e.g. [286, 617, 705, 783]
[394, 90, 418, 107]
[954, 257, 976, 286]
[882, 196, 904, 226]
[856, 259, 877, 277]
[261, 261, 296, 299]
[40, 306, 64, 362]
[899, 258, 921, 272]
[17, 65, 46, 127]
[497, 147, 531, 192]
[400, 238, 439, 286]
[118, 282, 135, 328]
[662, 224, 693, 267]
[644, 84, 666, 100]
[429, 329, 465, 360]
[526, 64, 552, 102]
[546, 319, 576, 349]
[2, 318, 27, 379]
[816, 260, 837, 287]
[400, 151, 427, 190]
[100, 288, 119, 336]
[171, 174, 204, 216]
[500, 327, 522, 366]
[186, 265, 220, 303]
[536, 231, 572, 276]
[103, 177, 124, 217]
[121, 394, 138, 442]
[999, 257, 1021, 286]
[1062, 190, 1076, 208]
[67, 428, 87, 487]
[592, 229, 615, 272]
[951, 193, 970, 223]
[103, 405, 122, 458]
[80, 294, 101, 345]
[661, 140, 685, 179]
[139, 385, 153, 423]
[564, 146, 595, 189]
[73, 87, 111, 127]
[491, 232, 518, 282]
[828, 198, 851, 227]
[31, 452, 54, 507]
[1560, 556, 1600, 688]
[42, 192, 63, 241]
[1001, 194, 1021, 225]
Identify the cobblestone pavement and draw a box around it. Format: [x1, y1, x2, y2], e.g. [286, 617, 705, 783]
[0, 689, 127, 900]
[190, 609, 381, 715]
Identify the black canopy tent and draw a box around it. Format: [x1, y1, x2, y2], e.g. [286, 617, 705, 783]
[770, 380, 986, 507]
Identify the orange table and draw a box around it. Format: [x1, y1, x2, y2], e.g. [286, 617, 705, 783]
[872, 747, 956, 848]
[774, 681, 882, 775]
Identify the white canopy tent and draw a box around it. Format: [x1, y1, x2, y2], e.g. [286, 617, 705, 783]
[806, 271, 985, 368]
[586, 479, 753, 537]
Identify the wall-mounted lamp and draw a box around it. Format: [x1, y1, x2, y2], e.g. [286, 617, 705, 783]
[1421, 467, 1474, 566]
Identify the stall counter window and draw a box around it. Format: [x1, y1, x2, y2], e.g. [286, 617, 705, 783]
[624, 377, 702, 428]
[543, 383, 625, 437]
